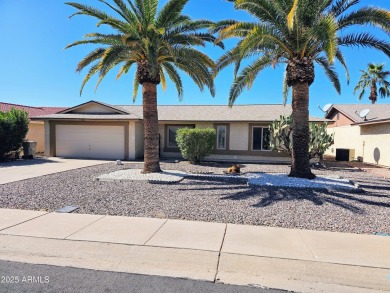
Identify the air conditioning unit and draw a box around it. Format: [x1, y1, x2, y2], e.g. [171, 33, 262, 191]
[335, 148, 355, 161]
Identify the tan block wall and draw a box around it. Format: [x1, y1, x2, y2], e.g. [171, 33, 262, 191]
[326, 123, 390, 167]
[360, 123, 390, 167]
[325, 125, 363, 159]
[25, 122, 45, 153]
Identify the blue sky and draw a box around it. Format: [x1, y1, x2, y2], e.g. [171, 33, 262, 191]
[0, 0, 389, 118]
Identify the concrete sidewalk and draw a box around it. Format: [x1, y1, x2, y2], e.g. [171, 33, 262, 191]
[0, 157, 108, 184]
[0, 208, 389, 292]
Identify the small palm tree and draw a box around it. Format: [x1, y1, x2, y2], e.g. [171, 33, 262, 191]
[354, 63, 390, 104]
[213, 0, 390, 179]
[66, 0, 221, 173]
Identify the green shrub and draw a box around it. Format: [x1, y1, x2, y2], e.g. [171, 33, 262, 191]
[0, 108, 29, 159]
[176, 128, 216, 164]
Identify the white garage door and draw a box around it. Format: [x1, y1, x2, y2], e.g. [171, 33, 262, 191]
[56, 125, 125, 159]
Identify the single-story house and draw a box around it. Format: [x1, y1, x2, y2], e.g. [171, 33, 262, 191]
[325, 104, 390, 167]
[0, 102, 66, 153]
[32, 100, 328, 163]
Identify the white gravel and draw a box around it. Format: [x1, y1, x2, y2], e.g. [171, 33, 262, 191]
[97, 168, 360, 192]
[96, 169, 188, 183]
[246, 173, 360, 192]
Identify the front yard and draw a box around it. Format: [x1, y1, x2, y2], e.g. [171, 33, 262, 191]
[0, 160, 389, 235]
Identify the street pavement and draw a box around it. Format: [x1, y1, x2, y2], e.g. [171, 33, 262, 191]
[0, 208, 389, 292]
[0, 260, 287, 293]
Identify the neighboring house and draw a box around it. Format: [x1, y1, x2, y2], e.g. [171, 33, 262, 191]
[0, 102, 66, 153]
[33, 100, 327, 162]
[325, 104, 390, 167]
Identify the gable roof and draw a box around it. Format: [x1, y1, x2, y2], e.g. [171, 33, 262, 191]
[34, 100, 139, 120]
[33, 101, 328, 122]
[120, 104, 328, 122]
[0, 102, 66, 118]
[58, 100, 129, 114]
[325, 104, 390, 125]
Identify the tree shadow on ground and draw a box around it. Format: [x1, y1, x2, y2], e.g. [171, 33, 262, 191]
[221, 187, 390, 214]
[179, 177, 390, 214]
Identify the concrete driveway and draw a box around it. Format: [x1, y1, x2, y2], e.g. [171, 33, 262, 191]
[0, 157, 109, 185]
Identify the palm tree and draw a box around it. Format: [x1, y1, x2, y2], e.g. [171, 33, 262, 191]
[213, 0, 390, 179]
[354, 63, 390, 104]
[66, 0, 221, 173]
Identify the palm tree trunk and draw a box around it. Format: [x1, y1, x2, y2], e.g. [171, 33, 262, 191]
[289, 82, 316, 179]
[369, 81, 377, 104]
[142, 82, 162, 173]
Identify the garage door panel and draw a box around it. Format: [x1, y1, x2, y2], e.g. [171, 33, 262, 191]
[56, 125, 125, 159]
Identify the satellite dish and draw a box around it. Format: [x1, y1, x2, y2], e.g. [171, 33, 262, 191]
[318, 103, 333, 113]
[359, 109, 370, 121]
[322, 103, 333, 112]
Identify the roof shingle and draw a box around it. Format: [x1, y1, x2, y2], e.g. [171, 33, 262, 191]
[119, 104, 327, 122]
[34, 103, 328, 122]
[0, 102, 66, 118]
[326, 104, 390, 124]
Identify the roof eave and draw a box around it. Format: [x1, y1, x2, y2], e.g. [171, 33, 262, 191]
[58, 100, 129, 115]
[352, 118, 390, 126]
[326, 106, 359, 123]
[30, 117, 141, 121]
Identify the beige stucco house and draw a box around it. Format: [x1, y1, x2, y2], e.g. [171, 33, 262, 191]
[33, 100, 327, 163]
[0, 102, 66, 153]
[325, 104, 390, 167]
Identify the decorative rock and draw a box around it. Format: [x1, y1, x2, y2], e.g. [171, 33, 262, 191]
[96, 169, 188, 183]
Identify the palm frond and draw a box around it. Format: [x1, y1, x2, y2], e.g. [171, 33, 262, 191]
[338, 7, 390, 33]
[132, 69, 139, 102]
[315, 56, 341, 94]
[159, 67, 167, 92]
[162, 63, 184, 100]
[156, 0, 188, 28]
[228, 55, 272, 106]
[329, 0, 359, 17]
[209, 19, 238, 34]
[75, 48, 106, 72]
[282, 69, 289, 105]
[66, 2, 109, 20]
[287, 0, 299, 30]
[116, 60, 136, 79]
[235, 0, 286, 32]
[79, 63, 100, 96]
[335, 49, 350, 84]
[338, 33, 390, 57]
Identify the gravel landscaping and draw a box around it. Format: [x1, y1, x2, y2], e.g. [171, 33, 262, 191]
[96, 169, 188, 183]
[0, 160, 389, 235]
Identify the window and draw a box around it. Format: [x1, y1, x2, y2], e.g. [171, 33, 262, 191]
[216, 125, 227, 150]
[166, 125, 194, 148]
[252, 127, 271, 151]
